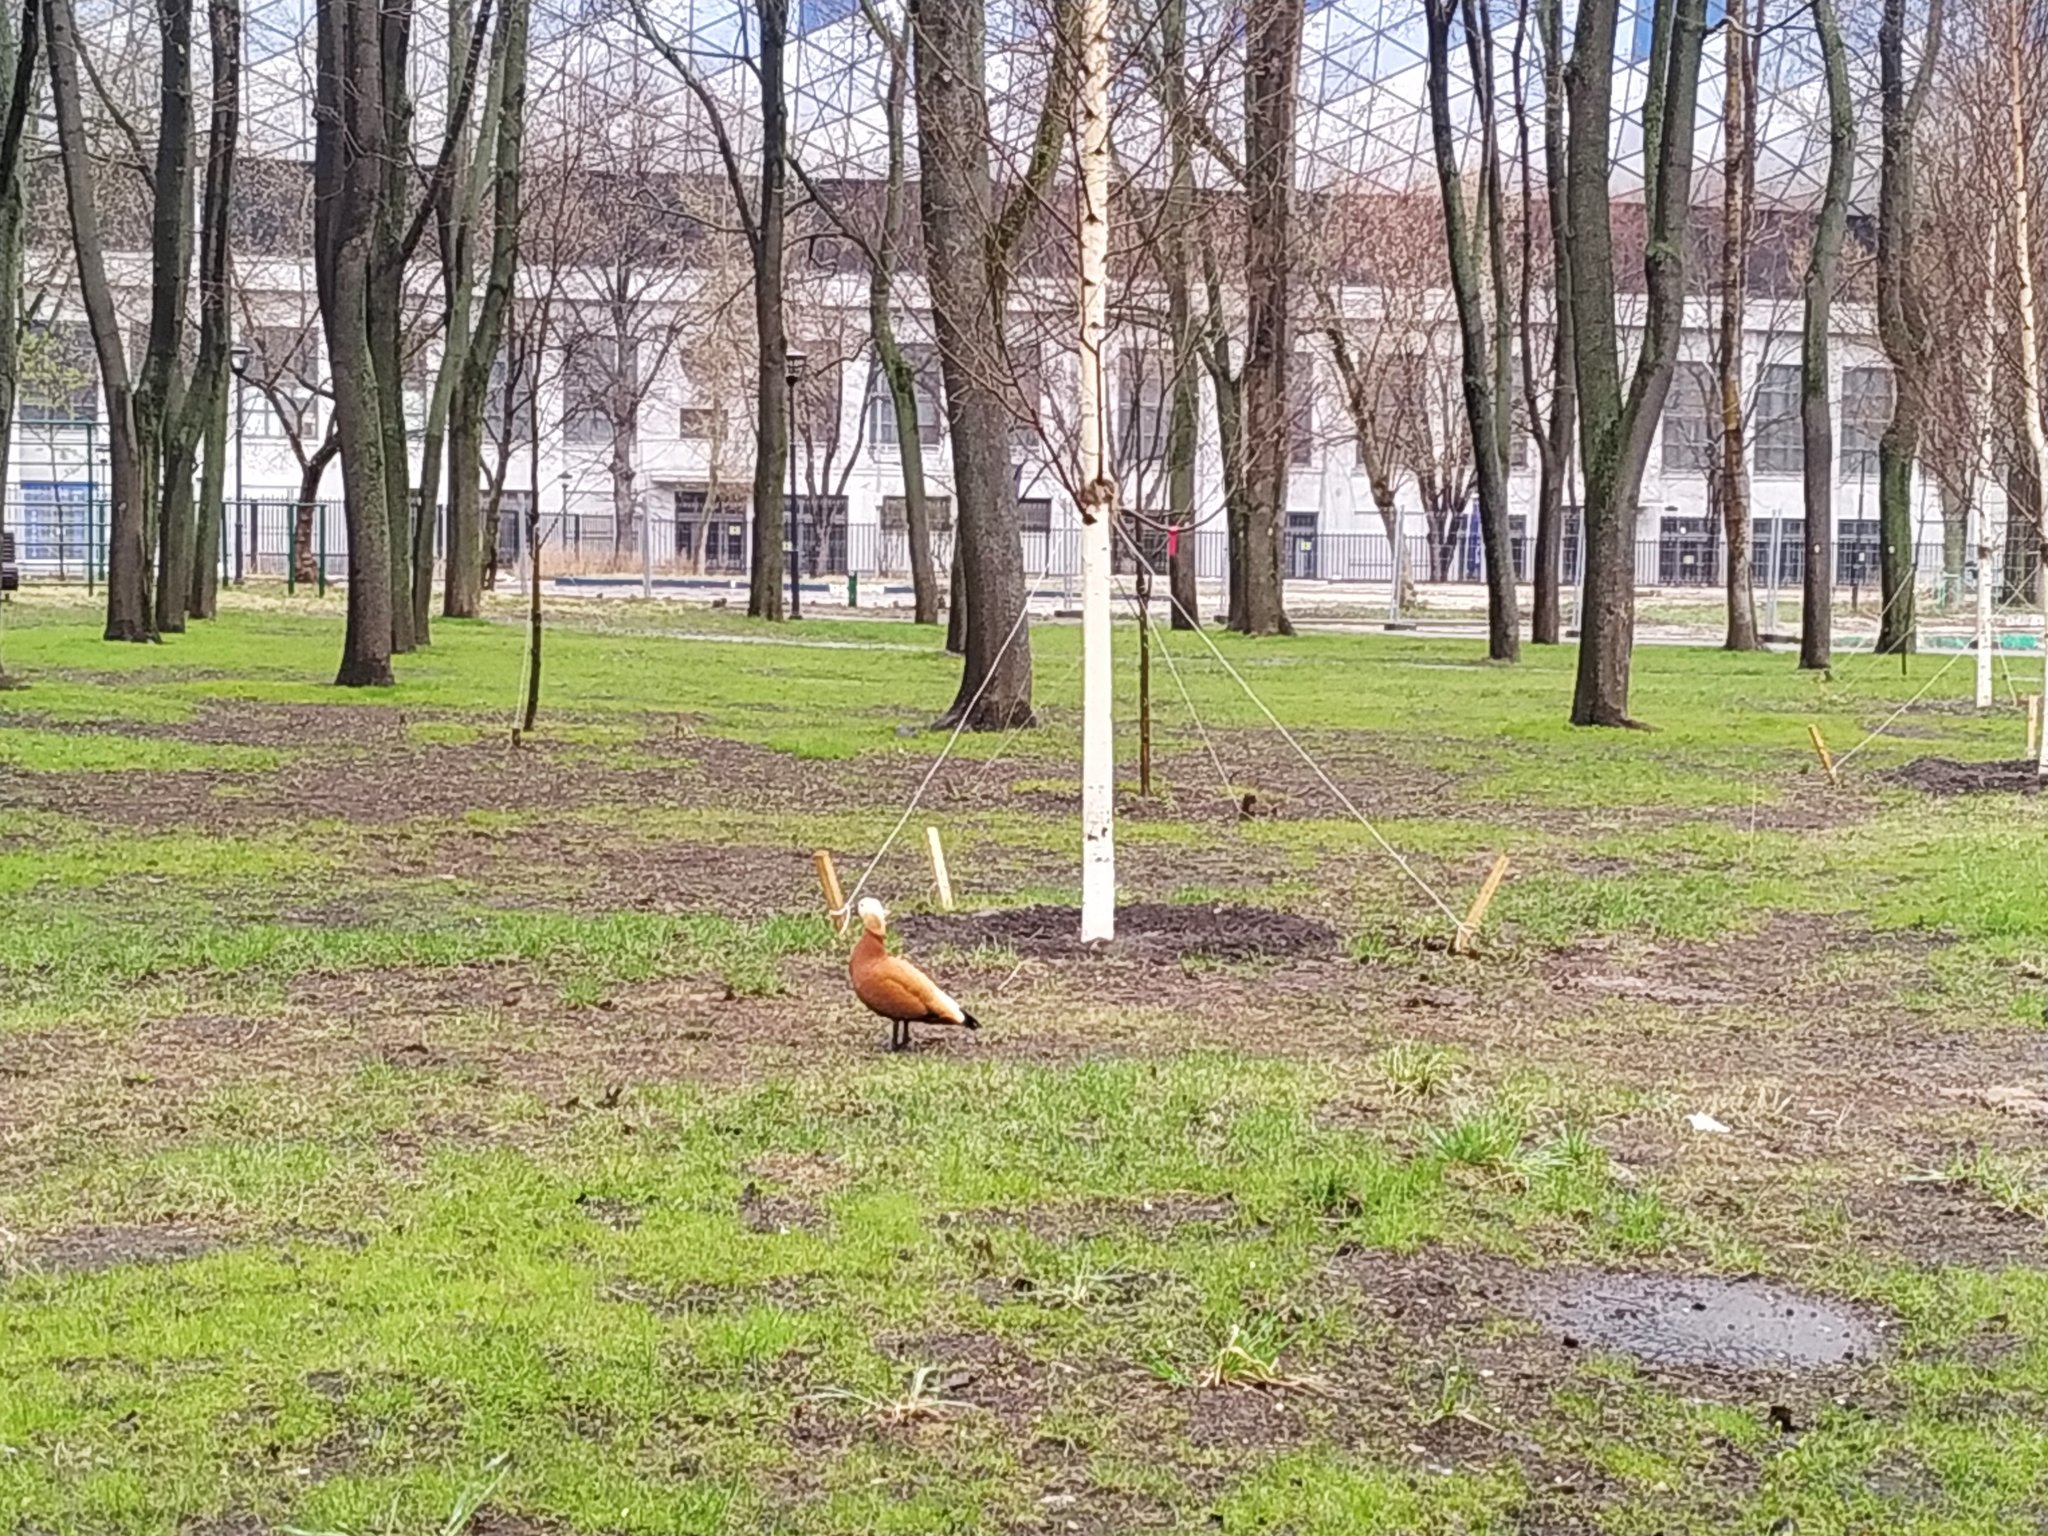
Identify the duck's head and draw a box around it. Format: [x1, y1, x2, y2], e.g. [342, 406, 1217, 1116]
[856, 897, 888, 936]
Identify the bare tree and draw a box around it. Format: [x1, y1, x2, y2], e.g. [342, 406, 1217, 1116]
[1716, 0, 1765, 650]
[1316, 198, 1450, 607]
[913, 0, 1074, 727]
[234, 303, 338, 581]
[1565, 0, 1711, 725]
[628, 0, 795, 620]
[1236, 0, 1302, 636]
[181, 0, 238, 626]
[1799, 0, 1854, 668]
[1425, 0, 1519, 660]
[1516, 0, 1574, 644]
[788, 0, 943, 623]
[1873, 0, 1944, 653]
[1153, 0, 1203, 629]
[443, 0, 526, 616]
[0, 0, 39, 677]
[43, 0, 151, 639]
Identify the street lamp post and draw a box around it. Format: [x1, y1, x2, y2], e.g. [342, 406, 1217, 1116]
[785, 349, 806, 620]
[230, 344, 249, 585]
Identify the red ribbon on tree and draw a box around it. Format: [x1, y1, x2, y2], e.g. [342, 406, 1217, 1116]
[1167, 524, 1180, 560]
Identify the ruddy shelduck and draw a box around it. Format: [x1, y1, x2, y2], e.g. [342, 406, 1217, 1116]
[849, 897, 980, 1051]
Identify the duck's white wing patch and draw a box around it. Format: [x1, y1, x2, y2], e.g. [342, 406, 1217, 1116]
[927, 985, 966, 1024]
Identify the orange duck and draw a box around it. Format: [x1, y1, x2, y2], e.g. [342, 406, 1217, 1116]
[850, 898, 980, 1051]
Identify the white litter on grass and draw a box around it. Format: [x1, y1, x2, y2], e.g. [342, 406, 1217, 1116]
[1687, 1112, 1732, 1134]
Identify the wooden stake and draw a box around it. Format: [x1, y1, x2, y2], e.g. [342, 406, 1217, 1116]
[2029, 695, 2043, 761]
[813, 849, 849, 935]
[1807, 724, 1839, 786]
[1452, 853, 1512, 956]
[925, 826, 955, 911]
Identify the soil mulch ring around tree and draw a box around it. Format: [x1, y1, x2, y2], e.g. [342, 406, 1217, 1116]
[895, 902, 1340, 963]
[1890, 756, 2044, 795]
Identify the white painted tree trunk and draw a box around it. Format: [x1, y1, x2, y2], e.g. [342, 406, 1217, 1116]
[1077, 0, 1115, 942]
[1977, 228, 1999, 710]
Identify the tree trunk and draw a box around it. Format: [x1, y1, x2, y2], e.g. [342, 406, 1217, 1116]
[523, 428, 542, 730]
[1566, 0, 1709, 724]
[1938, 479, 1968, 607]
[1799, 0, 1851, 670]
[1426, 0, 1518, 661]
[1235, 0, 1301, 637]
[1523, 0, 1573, 643]
[44, 0, 152, 640]
[1873, 0, 1941, 655]
[291, 435, 338, 584]
[945, 536, 966, 654]
[1717, 0, 1760, 651]
[864, 10, 936, 625]
[448, 0, 524, 619]
[1166, 341, 1199, 631]
[372, 0, 417, 653]
[316, 0, 396, 685]
[412, 0, 493, 640]
[1161, 0, 1200, 632]
[0, 0, 36, 673]
[190, 371, 225, 617]
[915, 0, 1035, 726]
[747, 0, 790, 619]
[876, 325, 937, 623]
[167, 0, 235, 627]
[145, 0, 199, 633]
[610, 417, 638, 564]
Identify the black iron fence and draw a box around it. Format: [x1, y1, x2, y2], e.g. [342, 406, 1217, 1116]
[0, 494, 1989, 601]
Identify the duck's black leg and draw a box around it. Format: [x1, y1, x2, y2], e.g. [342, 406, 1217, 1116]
[888, 1019, 909, 1052]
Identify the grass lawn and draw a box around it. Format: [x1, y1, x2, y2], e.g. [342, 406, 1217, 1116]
[2, 588, 2046, 1535]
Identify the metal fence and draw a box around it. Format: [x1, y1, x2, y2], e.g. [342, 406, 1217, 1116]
[0, 494, 2011, 602]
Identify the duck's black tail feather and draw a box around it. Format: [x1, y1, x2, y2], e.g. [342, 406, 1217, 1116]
[958, 1011, 981, 1031]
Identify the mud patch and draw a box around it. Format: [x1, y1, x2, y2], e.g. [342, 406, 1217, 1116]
[176, 1515, 270, 1536]
[19, 1223, 225, 1277]
[897, 902, 1338, 962]
[1517, 1271, 1883, 1371]
[1892, 757, 2044, 796]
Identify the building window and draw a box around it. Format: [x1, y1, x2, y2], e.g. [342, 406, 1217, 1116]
[867, 344, 943, 450]
[1837, 517, 1882, 585]
[880, 495, 954, 533]
[1661, 361, 1716, 474]
[1753, 364, 1803, 477]
[1118, 351, 1166, 466]
[1658, 514, 1721, 586]
[18, 482, 93, 562]
[1750, 517, 1805, 586]
[1840, 366, 1892, 481]
[1019, 497, 1052, 535]
[679, 406, 718, 440]
[674, 487, 749, 572]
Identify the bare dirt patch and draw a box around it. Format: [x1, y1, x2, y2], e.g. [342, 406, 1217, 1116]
[16, 1223, 226, 1277]
[896, 902, 1338, 963]
[1892, 756, 2045, 796]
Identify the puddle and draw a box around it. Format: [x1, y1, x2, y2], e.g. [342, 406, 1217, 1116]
[1518, 1271, 1881, 1371]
